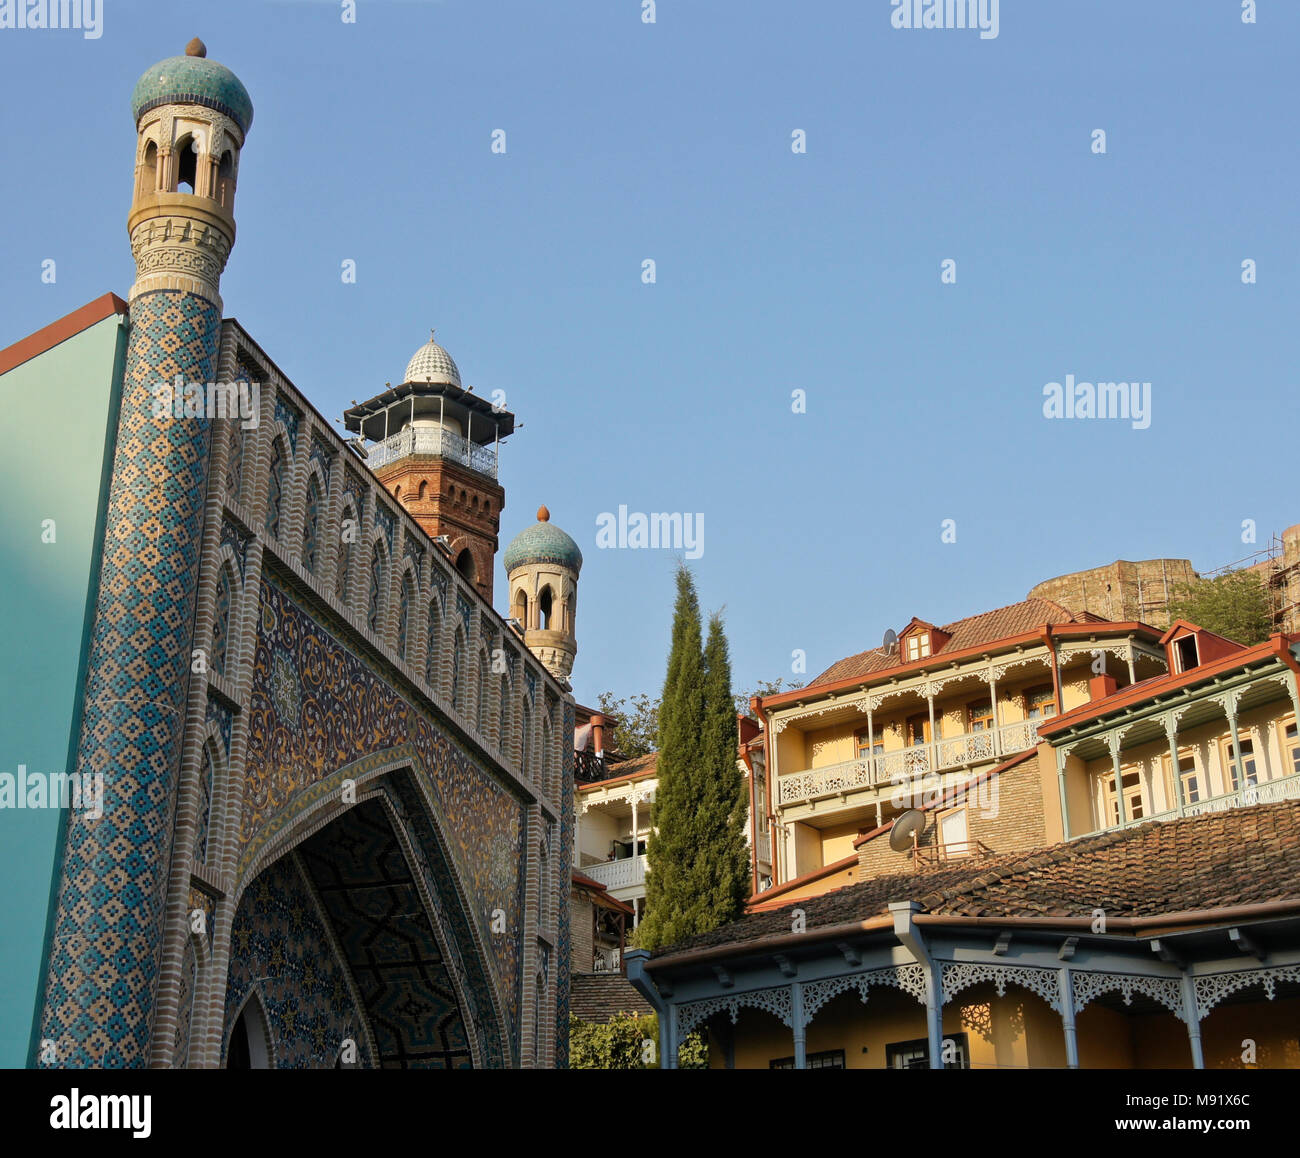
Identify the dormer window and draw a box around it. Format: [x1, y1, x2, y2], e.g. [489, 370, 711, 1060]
[1174, 634, 1199, 673]
[905, 633, 931, 662]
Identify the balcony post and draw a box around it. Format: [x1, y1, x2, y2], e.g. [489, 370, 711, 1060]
[926, 692, 937, 774]
[791, 982, 806, 1069]
[1108, 733, 1128, 826]
[1125, 641, 1137, 685]
[1059, 967, 1079, 1068]
[631, 794, 639, 863]
[987, 667, 1001, 757]
[1164, 713, 1186, 818]
[1181, 973, 1205, 1069]
[866, 707, 877, 783]
[1222, 689, 1247, 795]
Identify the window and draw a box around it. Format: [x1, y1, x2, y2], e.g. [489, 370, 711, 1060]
[194, 746, 214, 866]
[425, 601, 441, 687]
[906, 714, 930, 747]
[396, 575, 413, 661]
[1280, 718, 1300, 777]
[1024, 686, 1057, 720]
[476, 651, 489, 733]
[539, 587, 554, 631]
[265, 439, 285, 538]
[225, 424, 243, 502]
[1174, 634, 1199, 673]
[1223, 735, 1258, 791]
[938, 806, 969, 856]
[367, 543, 385, 634]
[302, 475, 322, 574]
[1102, 767, 1147, 825]
[451, 629, 466, 713]
[1164, 748, 1200, 805]
[770, 1049, 846, 1070]
[905, 633, 931, 662]
[886, 1034, 968, 1070]
[967, 699, 994, 732]
[335, 503, 355, 603]
[211, 565, 233, 676]
[854, 730, 884, 761]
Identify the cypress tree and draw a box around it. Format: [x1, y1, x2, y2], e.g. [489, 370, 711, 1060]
[636, 567, 748, 950]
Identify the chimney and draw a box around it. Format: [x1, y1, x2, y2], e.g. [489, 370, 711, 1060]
[1089, 673, 1119, 702]
[590, 714, 605, 757]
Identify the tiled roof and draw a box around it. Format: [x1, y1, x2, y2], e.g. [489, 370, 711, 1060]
[807, 598, 1082, 687]
[653, 801, 1300, 958]
[570, 974, 654, 1022]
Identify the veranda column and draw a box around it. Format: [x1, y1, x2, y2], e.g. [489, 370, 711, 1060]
[1108, 733, 1128, 827]
[1181, 973, 1205, 1069]
[1164, 713, 1186, 818]
[1059, 967, 1079, 1068]
[791, 982, 806, 1069]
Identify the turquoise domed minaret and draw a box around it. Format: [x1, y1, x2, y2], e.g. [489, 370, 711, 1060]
[504, 507, 582, 683]
[39, 39, 252, 1068]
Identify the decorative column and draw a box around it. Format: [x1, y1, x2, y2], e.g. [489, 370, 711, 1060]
[1126, 641, 1137, 685]
[1181, 973, 1205, 1069]
[926, 690, 937, 774]
[1059, 967, 1079, 1068]
[987, 667, 1002, 757]
[1164, 712, 1186, 818]
[1107, 733, 1128, 827]
[1056, 745, 1073, 839]
[1222, 689, 1246, 795]
[791, 982, 806, 1070]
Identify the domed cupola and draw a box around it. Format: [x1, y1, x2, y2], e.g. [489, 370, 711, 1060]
[505, 507, 582, 683]
[403, 334, 462, 388]
[132, 38, 254, 135]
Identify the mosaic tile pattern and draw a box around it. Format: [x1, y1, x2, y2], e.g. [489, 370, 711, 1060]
[274, 395, 301, 447]
[298, 797, 472, 1068]
[39, 289, 220, 1068]
[224, 855, 374, 1068]
[241, 573, 526, 1056]
[374, 504, 394, 553]
[219, 515, 251, 582]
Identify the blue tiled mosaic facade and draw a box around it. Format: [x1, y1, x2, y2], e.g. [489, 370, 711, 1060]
[38, 289, 220, 1067]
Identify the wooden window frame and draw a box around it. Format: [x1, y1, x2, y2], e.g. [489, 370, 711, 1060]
[854, 729, 884, 761]
[966, 698, 994, 732]
[1276, 715, 1300, 779]
[1162, 747, 1200, 806]
[769, 1049, 846, 1071]
[1220, 733, 1258, 792]
[904, 632, 932, 662]
[1022, 684, 1058, 720]
[1101, 766, 1147, 827]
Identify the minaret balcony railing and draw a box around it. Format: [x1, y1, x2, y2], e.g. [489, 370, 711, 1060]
[366, 427, 499, 479]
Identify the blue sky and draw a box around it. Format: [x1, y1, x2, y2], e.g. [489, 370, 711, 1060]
[1, 1, 1296, 709]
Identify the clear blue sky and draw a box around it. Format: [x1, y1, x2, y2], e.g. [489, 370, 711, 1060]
[2, 1, 1296, 710]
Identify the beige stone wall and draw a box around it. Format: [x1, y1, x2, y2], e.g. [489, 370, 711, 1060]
[1029, 558, 1197, 629]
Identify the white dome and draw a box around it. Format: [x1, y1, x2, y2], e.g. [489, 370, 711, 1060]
[403, 333, 461, 387]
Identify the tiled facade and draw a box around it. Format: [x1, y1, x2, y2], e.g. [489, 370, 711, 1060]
[34, 46, 573, 1069]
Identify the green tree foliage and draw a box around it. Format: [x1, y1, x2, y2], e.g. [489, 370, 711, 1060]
[734, 677, 804, 718]
[595, 690, 660, 760]
[635, 566, 750, 951]
[1166, 569, 1274, 646]
[568, 1013, 709, 1069]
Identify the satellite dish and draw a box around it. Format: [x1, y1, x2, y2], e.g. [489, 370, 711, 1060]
[890, 809, 927, 852]
[883, 628, 898, 656]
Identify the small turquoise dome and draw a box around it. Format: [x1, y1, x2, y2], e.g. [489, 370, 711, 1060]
[504, 507, 583, 574]
[131, 41, 253, 134]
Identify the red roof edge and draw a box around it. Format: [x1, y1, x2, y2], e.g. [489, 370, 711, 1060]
[1038, 635, 1290, 736]
[746, 853, 859, 910]
[0, 292, 128, 377]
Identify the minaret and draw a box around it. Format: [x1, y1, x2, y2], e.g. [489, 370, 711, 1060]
[344, 334, 512, 603]
[503, 506, 582, 682]
[39, 39, 252, 1068]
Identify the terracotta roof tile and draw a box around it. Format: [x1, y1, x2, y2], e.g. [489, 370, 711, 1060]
[652, 801, 1300, 957]
[569, 974, 654, 1022]
[808, 598, 1083, 687]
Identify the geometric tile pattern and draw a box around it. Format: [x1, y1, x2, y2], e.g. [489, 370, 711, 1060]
[38, 289, 220, 1068]
[298, 798, 472, 1068]
[223, 853, 375, 1069]
[241, 572, 527, 1056]
[555, 700, 576, 1066]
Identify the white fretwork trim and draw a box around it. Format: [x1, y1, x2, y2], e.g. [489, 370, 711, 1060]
[988, 655, 1051, 682]
[1071, 971, 1185, 1021]
[941, 962, 1061, 1012]
[1194, 965, 1300, 1019]
[677, 985, 795, 1035]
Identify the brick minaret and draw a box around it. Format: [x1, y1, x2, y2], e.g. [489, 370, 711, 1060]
[38, 38, 251, 1067]
[344, 335, 514, 603]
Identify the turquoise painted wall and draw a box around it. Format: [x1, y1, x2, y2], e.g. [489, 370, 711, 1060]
[0, 312, 126, 1067]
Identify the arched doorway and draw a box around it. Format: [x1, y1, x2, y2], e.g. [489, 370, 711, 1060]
[221, 780, 503, 1068]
